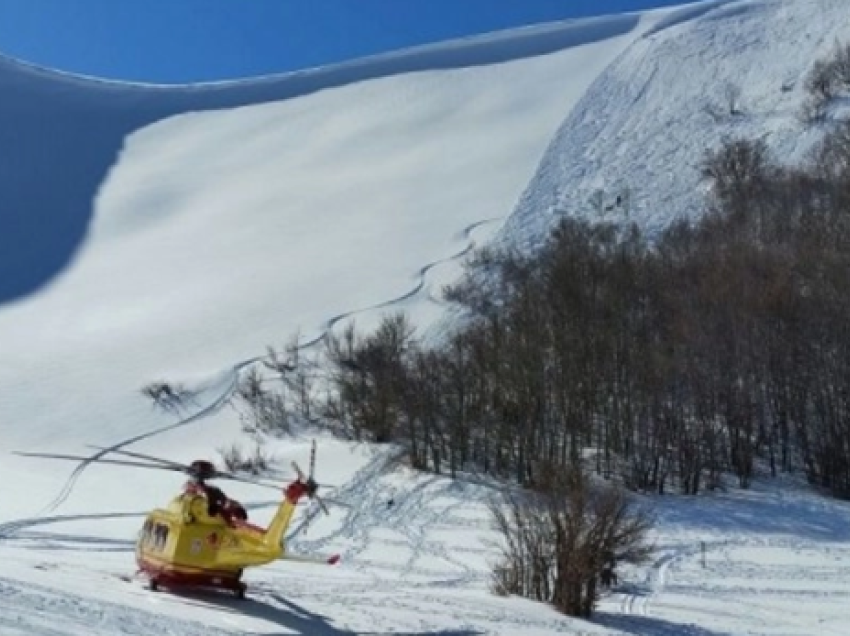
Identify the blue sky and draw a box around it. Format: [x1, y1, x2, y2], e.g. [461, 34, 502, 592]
[0, 0, 689, 83]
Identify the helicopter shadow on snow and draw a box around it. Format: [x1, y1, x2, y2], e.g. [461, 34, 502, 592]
[594, 612, 736, 636]
[163, 586, 483, 636]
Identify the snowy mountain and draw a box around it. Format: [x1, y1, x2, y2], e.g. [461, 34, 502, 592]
[502, 0, 850, 251]
[2, 1, 850, 634]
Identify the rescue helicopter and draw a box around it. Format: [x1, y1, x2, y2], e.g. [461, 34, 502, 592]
[15, 440, 339, 598]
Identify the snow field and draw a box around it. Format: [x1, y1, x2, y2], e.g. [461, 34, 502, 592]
[2, 0, 850, 634]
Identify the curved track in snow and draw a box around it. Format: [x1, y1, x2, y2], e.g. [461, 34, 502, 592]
[6, 217, 502, 539]
[0, 512, 144, 543]
[36, 357, 261, 517]
[301, 218, 500, 348]
[0, 576, 241, 636]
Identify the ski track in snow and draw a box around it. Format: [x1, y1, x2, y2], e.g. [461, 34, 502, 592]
[0, 576, 245, 636]
[289, 450, 484, 588]
[8, 500, 850, 635]
[302, 218, 500, 348]
[0, 218, 500, 541]
[0, 218, 511, 634]
[596, 534, 850, 636]
[0, 450, 569, 636]
[0, 512, 144, 545]
[9, 3, 850, 633]
[33, 357, 262, 518]
[615, 548, 684, 617]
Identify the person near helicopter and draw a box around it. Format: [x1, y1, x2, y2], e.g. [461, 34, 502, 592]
[182, 460, 248, 525]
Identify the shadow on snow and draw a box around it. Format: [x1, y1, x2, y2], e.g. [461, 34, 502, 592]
[651, 478, 850, 543]
[594, 612, 736, 636]
[164, 586, 483, 636]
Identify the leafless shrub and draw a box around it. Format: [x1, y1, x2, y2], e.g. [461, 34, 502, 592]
[490, 465, 653, 617]
[140, 380, 196, 414]
[321, 313, 415, 443]
[804, 58, 838, 104]
[800, 94, 829, 124]
[801, 42, 850, 123]
[235, 367, 291, 435]
[262, 345, 296, 376]
[218, 441, 270, 475]
[809, 116, 850, 178]
[833, 40, 850, 82]
[264, 334, 317, 422]
[701, 136, 773, 210]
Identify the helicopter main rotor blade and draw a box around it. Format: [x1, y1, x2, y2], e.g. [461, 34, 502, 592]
[213, 472, 284, 491]
[314, 494, 330, 516]
[13, 451, 186, 473]
[291, 460, 306, 483]
[86, 445, 188, 470]
[15, 450, 316, 493]
[89, 446, 289, 490]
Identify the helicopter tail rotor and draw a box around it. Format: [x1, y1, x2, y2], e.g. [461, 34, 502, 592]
[291, 439, 329, 516]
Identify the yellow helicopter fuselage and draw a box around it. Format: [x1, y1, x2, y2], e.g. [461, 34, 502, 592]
[135, 488, 299, 590]
[15, 441, 332, 598]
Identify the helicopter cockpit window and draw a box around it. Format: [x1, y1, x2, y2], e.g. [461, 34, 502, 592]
[140, 521, 170, 552]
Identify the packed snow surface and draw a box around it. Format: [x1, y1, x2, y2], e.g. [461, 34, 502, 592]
[1, 0, 849, 634]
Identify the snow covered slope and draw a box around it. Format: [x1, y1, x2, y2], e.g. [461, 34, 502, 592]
[0, 7, 671, 464]
[503, 0, 850, 248]
[2, 0, 850, 634]
[0, 6, 662, 635]
[0, 8, 660, 450]
[0, 11, 642, 305]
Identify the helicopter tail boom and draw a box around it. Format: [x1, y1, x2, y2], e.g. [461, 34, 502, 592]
[261, 476, 313, 551]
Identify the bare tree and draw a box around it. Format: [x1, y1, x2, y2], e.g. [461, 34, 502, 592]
[801, 41, 850, 122]
[234, 366, 291, 435]
[491, 465, 652, 617]
[218, 440, 271, 474]
[321, 313, 415, 443]
[702, 137, 773, 214]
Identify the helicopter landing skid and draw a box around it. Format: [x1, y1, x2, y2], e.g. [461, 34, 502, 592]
[142, 567, 247, 600]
